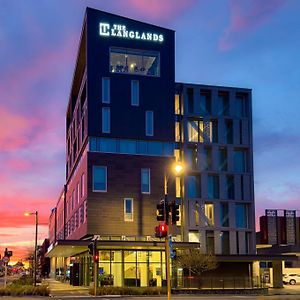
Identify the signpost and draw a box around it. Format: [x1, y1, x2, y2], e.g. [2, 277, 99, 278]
[3, 256, 9, 287]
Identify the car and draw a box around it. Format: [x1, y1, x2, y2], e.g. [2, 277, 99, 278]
[283, 273, 300, 285]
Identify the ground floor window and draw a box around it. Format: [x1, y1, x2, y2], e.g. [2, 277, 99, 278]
[77, 250, 165, 287]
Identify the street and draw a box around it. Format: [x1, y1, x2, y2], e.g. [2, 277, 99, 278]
[0, 296, 300, 300]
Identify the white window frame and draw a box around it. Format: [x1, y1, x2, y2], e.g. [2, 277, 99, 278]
[131, 80, 139, 106]
[92, 166, 107, 192]
[102, 107, 110, 133]
[124, 198, 133, 222]
[145, 111, 154, 136]
[102, 77, 110, 104]
[141, 168, 151, 194]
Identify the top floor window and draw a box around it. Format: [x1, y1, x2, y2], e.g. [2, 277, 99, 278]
[110, 47, 160, 77]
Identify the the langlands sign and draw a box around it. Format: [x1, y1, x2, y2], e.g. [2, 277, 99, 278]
[99, 23, 164, 43]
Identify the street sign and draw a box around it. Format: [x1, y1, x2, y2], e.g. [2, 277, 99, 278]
[3, 256, 9, 264]
[169, 235, 176, 259]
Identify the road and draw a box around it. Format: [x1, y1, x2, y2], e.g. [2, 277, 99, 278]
[0, 296, 300, 300]
[0, 274, 20, 286]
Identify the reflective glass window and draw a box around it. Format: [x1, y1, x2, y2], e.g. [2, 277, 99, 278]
[131, 80, 139, 106]
[102, 77, 110, 103]
[93, 166, 107, 192]
[141, 168, 150, 194]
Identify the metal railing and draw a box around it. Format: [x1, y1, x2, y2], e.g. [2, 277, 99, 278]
[173, 276, 266, 289]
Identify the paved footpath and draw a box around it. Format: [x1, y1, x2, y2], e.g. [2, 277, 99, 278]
[43, 278, 90, 297]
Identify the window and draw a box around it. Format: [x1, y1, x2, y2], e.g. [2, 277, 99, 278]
[187, 120, 204, 142]
[236, 204, 248, 228]
[234, 149, 247, 172]
[221, 231, 230, 254]
[220, 203, 229, 227]
[195, 202, 200, 226]
[145, 111, 154, 136]
[77, 183, 80, 204]
[175, 94, 181, 115]
[175, 122, 181, 142]
[102, 77, 110, 103]
[187, 88, 194, 113]
[93, 166, 107, 192]
[187, 175, 201, 198]
[211, 119, 218, 143]
[81, 173, 85, 197]
[120, 140, 136, 154]
[206, 231, 215, 254]
[200, 90, 211, 115]
[204, 203, 214, 226]
[218, 91, 229, 116]
[187, 120, 199, 142]
[203, 147, 212, 170]
[124, 198, 133, 221]
[226, 175, 235, 199]
[176, 177, 181, 198]
[100, 138, 117, 153]
[131, 80, 139, 106]
[236, 93, 248, 118]
[186, 147, 198, 170]
[225, 120, 233, 144]
[102, 107, 110, 133]
[208, 175, 219, 199]
[219, 147, 227, 171]
[141, 168, 150, 194]
[110, 47, 160, 77]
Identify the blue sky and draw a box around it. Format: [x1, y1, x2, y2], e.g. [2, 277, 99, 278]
[0, 0, 299, 259]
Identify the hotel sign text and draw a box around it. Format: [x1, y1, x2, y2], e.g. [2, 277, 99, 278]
[99, 23, 164, 43]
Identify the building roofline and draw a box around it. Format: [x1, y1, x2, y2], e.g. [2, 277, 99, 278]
[86, 7, 175, 32]
[176, 81, 252, 91]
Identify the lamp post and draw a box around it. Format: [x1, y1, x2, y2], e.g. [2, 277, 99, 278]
[164, 162, 184, 300]
[24, 211, 38, 286]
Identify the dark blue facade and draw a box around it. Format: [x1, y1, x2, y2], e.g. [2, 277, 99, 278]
[86, 7, 175, 141]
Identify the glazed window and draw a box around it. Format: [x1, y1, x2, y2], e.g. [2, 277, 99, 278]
[110, 47, 160, 77]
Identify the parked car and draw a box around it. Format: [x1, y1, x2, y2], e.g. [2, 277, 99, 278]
[283, 273, 300, 285]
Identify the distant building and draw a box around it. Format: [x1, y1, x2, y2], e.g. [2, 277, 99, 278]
[257, 209, 300, 269]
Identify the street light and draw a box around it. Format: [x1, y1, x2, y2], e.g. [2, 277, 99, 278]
[164, 162, 184, 300]
[24, 211, 38, 286]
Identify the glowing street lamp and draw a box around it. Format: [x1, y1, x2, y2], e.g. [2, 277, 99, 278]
[164, 161, 184, 300]
[24, 211, 38, 287]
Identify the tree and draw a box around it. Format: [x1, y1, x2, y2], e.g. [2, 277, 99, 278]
[174, 249, 218, 275]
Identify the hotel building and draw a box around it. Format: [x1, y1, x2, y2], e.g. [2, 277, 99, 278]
[47, 7, 261, 288]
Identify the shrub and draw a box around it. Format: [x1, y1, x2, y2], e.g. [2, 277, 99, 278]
[0, 285, 49, 296]
[90, 286, 166, 296]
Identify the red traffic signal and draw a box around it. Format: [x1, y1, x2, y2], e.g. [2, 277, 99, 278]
[94, 251, 99, 262]
[155, 223, 168, 238]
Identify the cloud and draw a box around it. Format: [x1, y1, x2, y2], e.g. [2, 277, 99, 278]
[219, 0, 286, 50]
[0, 107, 39, 151]
[121, 0, 197, 23]
[254, 130, 300, 153]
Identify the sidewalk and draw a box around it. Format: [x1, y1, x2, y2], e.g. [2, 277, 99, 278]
[43, 278, 90, 297]
[268, 286, 300, 295]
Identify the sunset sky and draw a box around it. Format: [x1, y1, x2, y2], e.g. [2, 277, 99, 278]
[1, 0, 299, 261]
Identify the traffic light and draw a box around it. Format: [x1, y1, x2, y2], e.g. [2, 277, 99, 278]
[156, 203, 165, 221]
[155, 223, 168, 238]
[171, 203, 180, 224]
[4, 248, 12, 257]
[88, 242, 94, 255]
[94, 251, 99, 262]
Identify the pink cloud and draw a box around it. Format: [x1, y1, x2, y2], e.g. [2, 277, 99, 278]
[219, 0, 286, 50]
[0, 107, 39, 151]
[122, 0, 197, 23]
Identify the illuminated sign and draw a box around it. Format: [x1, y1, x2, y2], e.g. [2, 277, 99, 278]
[99, 23, 164, 42]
